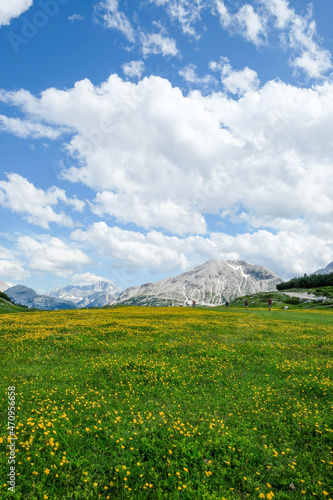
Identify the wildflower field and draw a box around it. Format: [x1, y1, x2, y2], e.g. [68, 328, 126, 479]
[1, 306, 332, 499]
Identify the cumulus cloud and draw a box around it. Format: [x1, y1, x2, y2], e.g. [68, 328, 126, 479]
[90, 192, 207, 235]
[216, 1, 267, 46]
[71, 222, 189, 273]
[122, 60, 145, 79]
[0, 259, 29, 280]
[262, 0, 293, 29]
[17, 236, 91, 277]
[0, 0, 33, 27]
[0, 244, 15, 260]
[0, 173, 85, 228]
[209, 230, 333, 279]
[71, 222, 333, 279]
[234, 4, 267, 45]
[2, 73, 333, 275]
[209, 57, 260, 95]
[0, 242, 29, 281]
[0, 114, 63, 139]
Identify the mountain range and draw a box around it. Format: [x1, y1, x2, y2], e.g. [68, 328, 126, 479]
[47, 281, 120, 308]
[1, 259, 332, 310]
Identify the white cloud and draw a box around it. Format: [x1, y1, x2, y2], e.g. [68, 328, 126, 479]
[17, 236, 91, 277]
[235, 4, 267, 45]
[179, 64, 217, 88]
[140, 32, 179, 57]
[209, 230, 333, 279]
[96, 0, 135, 42]
[71, 222, 333, 279]
[68, 14, 84, 22]
[0, 173, 85, 228]
[71, 222, 189, 273]
[288, 14, 332, 78]
[262, 0, 292, 29]
[0, 259, 29, 280]
[215, 0, 332, 78]
[0, 244, 15, 260]
[0, 114, 63, 139]
[2, 73, 333, 275]
[210, 57, 260, 95]
[149, 0, 207, 37]
[0, 244, 29, 281]
[122, 60, 145, 79]
[96, 0, 179, 59]
[216, 1, 267, 46]
[261, 0, 332, 78]
[90, 192, 207, 235]
[0, 0, 33, 27]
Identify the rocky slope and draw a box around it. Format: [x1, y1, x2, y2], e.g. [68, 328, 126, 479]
[114, 260, 283, 307]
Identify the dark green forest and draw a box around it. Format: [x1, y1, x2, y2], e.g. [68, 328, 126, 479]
[0, 291, 12, 302]
[277, 272, 333, 290]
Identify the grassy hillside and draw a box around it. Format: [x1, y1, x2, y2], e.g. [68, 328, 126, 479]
[1, 307, 332, 499]
[229, 287, 333, 310]
[0, 297, 29, 314]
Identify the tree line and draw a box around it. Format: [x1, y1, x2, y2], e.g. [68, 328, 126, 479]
[0, 291, 14, 303]
[277, 273, 333, 290]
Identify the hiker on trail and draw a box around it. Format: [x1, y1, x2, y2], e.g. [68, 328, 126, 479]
[225, 301, 229, 309]
[244, 299, 248, 309]
[268, 298, 272, 311]
[169, 301, 172, 307]
[192, 300, 196, 308]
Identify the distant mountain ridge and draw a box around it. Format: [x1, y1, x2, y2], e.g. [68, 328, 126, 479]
[6, 285, 77, 311]
[48, 281, 120, 308]
[114, 260, 283, 307]
[1, 260, 284, 310]
[312, 261, 333, 275]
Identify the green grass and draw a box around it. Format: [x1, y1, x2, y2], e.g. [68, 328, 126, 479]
[1, 307, 332, 499]
[230, 288, 333, 310]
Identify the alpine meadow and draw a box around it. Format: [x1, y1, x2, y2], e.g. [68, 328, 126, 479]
[1, 306, 332, 499]
[1, 0, 333, 498]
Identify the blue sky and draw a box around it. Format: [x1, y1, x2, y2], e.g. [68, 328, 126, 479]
[1, 0, 333, 292]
